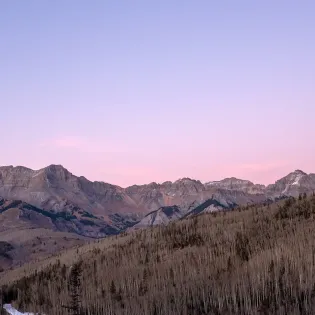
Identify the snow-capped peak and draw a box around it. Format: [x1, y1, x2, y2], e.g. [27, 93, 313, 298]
[286, 170, 307, 186]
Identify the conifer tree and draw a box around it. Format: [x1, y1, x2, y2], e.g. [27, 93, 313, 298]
[70, 261, 82, 315]
[110, 280, 116, 295]
[63, 261, 83, 315]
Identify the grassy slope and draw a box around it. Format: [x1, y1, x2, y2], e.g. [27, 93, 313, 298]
[1, 194, 315, 315]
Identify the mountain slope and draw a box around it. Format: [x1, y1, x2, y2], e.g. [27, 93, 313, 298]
[266, 170, 315, 197]
[125, 178, 206, 212]
[205, 177, 266, 194]
[0, 198, 89, 271]
[0, 198, 122, 238]
[130, 187, 267, 229]
[0, 165, 142, 234]
[0, 165, 140, 216]
[131, 205, 183, 229]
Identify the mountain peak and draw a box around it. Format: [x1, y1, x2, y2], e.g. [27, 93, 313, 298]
[43, 164, 69, 172]
[39, 164, 73, 182]
[266, 169, 313, 197]
[292, 169, 307, 175]
[205, 177, 265, 194]
[174, 177, 200, 184]
[0, 165, 32, 171]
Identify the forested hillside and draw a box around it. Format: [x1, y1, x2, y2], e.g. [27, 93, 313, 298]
[1, 194, 315, 315]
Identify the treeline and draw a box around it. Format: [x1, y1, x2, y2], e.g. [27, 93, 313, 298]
[1, 194, 315, 314]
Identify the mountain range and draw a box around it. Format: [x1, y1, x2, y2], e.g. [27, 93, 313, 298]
[0, 165, 314, 236]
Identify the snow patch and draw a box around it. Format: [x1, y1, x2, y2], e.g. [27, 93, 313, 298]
[205, 181, 218, 186]
[31, 170, 44, 178]
[3, 304, 37, 315]
[292, 173, 303, 186]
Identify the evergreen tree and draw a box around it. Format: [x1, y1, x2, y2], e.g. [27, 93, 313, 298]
[70, 262, 82, 315]
[110, 280, 116, 295]
[63, 261, 83, 315]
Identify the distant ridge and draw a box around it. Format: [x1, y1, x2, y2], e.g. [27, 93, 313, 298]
[0, 164, 314, 234]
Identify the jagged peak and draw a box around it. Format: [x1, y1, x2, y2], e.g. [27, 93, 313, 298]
[161, 181, 172, 185]
[174, 177, 201, 184]
[292, 169, 307, 175]
[0, 164, 312, 189]
[0, 165, 33, 172]
[147, 182, 159, 188]
[206, 177, 253, 185]
[43, 164, 70, 173]
[0, 164, 71, 176]
[0, 165, 13, 168]
[275, 169, 308, 182]
[222, 177, 252, 183]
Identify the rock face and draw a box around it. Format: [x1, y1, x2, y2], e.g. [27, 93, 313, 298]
[125, 177, 264, 223]
[1, 164, 315, 235]
[0, 164, 140, 216]
[132, 199, 230, 230]
[125, 178, 206, 213]
[131, 189, 267, 229]
[131, 206, 183, 230]
[205, 178, 266, 194]
[266, 170, 315, 197]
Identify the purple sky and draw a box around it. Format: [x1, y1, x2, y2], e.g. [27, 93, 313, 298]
[1, 1, 314, 187]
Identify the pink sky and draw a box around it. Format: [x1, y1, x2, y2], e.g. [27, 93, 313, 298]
[2, 134, 312, 187]
[1, 1, 314, 187]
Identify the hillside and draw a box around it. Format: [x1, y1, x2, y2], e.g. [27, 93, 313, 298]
[0, 198, 124, 237]
[1, 193, 315, 314]
[0, 198, 90, 271]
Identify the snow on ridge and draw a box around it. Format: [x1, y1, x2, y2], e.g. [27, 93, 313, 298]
[205, 181, 218, 185]
[291, 173, 303, 186]
[31, 170, 44, 178]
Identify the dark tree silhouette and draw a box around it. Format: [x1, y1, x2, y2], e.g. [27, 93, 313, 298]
[63, 261, 83, 315]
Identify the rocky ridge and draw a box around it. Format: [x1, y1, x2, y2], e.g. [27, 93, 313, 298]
[0, 165, 315, 233]
[205, 177, 266, 194]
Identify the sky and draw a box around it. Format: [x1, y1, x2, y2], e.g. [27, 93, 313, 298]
[1, 1, 314, 187]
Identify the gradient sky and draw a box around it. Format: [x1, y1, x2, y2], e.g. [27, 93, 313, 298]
[1, 1, 314, 187]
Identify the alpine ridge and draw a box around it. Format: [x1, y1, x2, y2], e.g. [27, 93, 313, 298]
[0, 165, 315, 234]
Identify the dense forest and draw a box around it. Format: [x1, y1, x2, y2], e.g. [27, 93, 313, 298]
[1, 194, 315, 315]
